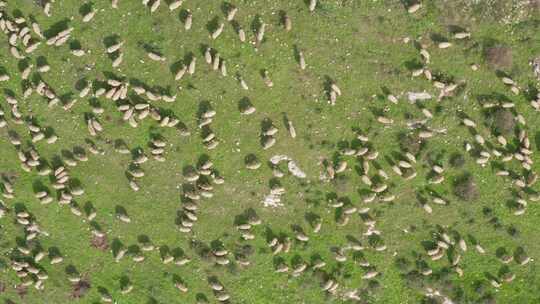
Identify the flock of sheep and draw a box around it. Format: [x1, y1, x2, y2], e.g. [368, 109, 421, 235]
[0, 0, 538, 303]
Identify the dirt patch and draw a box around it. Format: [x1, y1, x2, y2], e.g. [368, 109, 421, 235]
[72, 280, 91, 298]
[15, 285, 27, 298]
[454, 174, 479, 201]
[485, 46, 512, 70]
[91, 235, 109, 251]
[491, 108, 515, 135]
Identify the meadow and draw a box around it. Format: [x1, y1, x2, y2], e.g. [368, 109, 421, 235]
[0, 0, 540, 303]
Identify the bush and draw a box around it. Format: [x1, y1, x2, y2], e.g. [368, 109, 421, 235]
[491, 109, 515, 135]
[454, 175, 479, 201]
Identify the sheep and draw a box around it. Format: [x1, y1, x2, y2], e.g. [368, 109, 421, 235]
[169, 0, 183, 11]
[262, 136, 276, 149]
[50, 256, 63, 265]
[407, 3, 421, 13]
[398, 160, 412, 168]
[462, 118, 476, 128]
[174, 281, 188, 292]
[362, 271, 379, 280]
[321, 279, 335, 292]
[263, 70, 273, 87]
[82, 10, 96, 22]
[175, 65, 187, 80]
[7, 30, 22, 46]
[377, 116, 393, 124]
[150, 0, 161, 12]
[37, 63, 50, 73]
[239, 77, 249, 90]
[107, 41, 124, 54]
[215, 256, 230, 265]
[263, 125, 278, 136]
[148, 51, 166, 61]
[418, 130, 433, 138]
[238, 27, 246, 42]
[360, 175, 372, 186]
[227, 6, 238, 21]
[298, 51, 306, 70]
[212, 53, 220, 70]
[256, 22, 266, 43]
[188, 57, 196, 74]
[181, 12, 191, 31]
[412, 68, 424, 77]
[32, 22, 44, 38]
[309, 0, 317, 12]
[454, 32, 471, 39]
[175, 257, 191, 266]
[284, 14, 292, 31]
[501, 77, 514, 85]
[120, 282, 133, 294]
[220, 60, 227, 76]
[10, 46, 24, 59]
[215, 291, 230, 302]
[204, 47, 212, 64]
[211, 23, 225, 40]
[129, 180, 140, 191]
[25, 41, 40, 53]
[381, 194, 396, 202]
[292, 263, 307, 275]
[438, 41, 452, 49]
[429, 174, 444, 184]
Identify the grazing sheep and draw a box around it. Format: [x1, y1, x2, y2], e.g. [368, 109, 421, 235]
[263, 70, 273, 87]
[454, 32, 471, 39]
[175, 281, 188, 292]
[188, 57, 196, 74]
[298, 51, 306, 70]
[211, 23, 225, 40]
[169, 0, 183, 11]
[82, 10, 96, 22]
[309, 0, 317, 12]
[205, 47, 212, 64]
[150, 0, 161, 12]
[408, 3, 421, 13]
[362, 271, 379, 280]
[239, 77, 249, 90]
[238, 27, 246, 42]
[185, 11, 192, 30]
[148, 51, 166, 61]
[377, 116, 393, 125]
[438, 42, 452, 49]
[212, 53, 220, 70]
[175, 65, 187, 80]
[276, 12, 290, 32]
[227, 6, 238, 21]
[262, 136, 276, 149]
[256, 22, 266, 43]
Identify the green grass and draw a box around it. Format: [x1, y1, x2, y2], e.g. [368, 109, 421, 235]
[0, 0, 539, 303]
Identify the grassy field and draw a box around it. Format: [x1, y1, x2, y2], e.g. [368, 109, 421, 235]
[0, 0, 540, 303]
